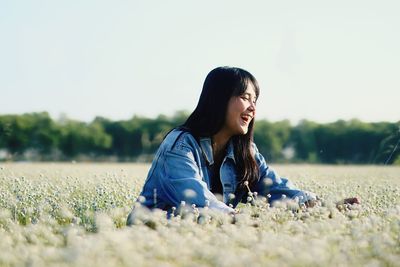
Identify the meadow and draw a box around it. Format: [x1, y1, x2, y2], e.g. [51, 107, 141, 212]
[0, 163, 399, 267]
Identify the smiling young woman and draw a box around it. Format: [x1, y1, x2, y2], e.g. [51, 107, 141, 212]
[127, 66, 359, 223]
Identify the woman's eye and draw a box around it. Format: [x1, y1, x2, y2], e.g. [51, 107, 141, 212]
[240, 95, 257, 106]
[241, 96, 256, 105]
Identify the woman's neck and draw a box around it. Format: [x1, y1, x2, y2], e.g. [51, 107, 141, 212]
[212, 130, 231, 159]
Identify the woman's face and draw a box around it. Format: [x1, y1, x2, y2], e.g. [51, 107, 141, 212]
[222, 82, 257, 137]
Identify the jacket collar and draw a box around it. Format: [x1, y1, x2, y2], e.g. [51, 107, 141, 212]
[199, 137, 235, 165]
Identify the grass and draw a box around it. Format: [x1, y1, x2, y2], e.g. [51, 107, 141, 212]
[0, 163, 399, 266]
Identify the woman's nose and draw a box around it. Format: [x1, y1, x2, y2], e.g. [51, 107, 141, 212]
[248, 102, 256, 111]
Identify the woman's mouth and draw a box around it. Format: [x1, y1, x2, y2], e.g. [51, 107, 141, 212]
[241, 114, 252, 124]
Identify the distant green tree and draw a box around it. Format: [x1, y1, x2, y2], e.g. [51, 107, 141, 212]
[0, 112, 59, 158]
[290, 120, 319, 162]
[313, 120, 395, 164]
[58, 119, 111, 158]
[97, 111, 188, 159]
[29, 112, 60, 155]
[0, 115, 13, 150]
[2, 115, 32, 155]
[373, 123, 400, 164]
[170, 110, 190, 125]
[1, 112, 399, 164]
[253, 120, 291, 162]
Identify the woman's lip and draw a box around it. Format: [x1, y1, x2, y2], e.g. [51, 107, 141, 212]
[241, 114, 252, 119]
[241, 115, 252, 123]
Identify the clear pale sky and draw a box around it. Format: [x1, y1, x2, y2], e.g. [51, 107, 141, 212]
[1, 0, 399, 124]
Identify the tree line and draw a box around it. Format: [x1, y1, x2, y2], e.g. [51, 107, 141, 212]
[0, 112, 399, 164]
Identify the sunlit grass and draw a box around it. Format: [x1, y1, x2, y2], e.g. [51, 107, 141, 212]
[0, 163, 399, 266]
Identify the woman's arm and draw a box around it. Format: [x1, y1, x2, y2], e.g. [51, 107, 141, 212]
[252, 144, 317, 206]
[252, 144, 361, 208]
[160, 142, 235, 214]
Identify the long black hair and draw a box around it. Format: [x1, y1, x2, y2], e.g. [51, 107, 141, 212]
[182, 66, 260, 189]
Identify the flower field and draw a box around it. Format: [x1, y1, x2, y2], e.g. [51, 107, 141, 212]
[0, 163, 399, 267]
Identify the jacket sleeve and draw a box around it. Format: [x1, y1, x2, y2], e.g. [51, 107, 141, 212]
[160, 142, 235, 214]
[253, 144, 317, 205]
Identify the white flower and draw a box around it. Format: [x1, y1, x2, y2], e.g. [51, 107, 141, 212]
[183, 189, 197, 199]
[263, 178, 273, 186]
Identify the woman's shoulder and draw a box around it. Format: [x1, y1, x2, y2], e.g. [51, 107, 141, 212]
[250, 142, 267, 163]
[163, 128, 200, 151]
[250, 141, 259, 153]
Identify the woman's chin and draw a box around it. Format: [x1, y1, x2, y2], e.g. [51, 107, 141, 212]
[238, 126, 249, 135]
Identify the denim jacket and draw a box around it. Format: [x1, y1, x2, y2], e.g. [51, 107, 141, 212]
[138, 129, 317, 214]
